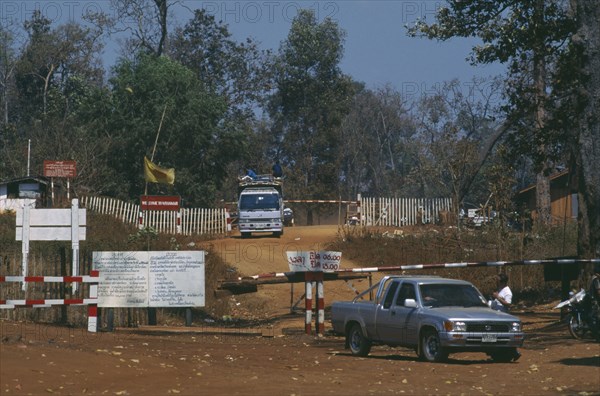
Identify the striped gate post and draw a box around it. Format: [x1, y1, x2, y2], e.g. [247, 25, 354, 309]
[304, 272, 325, 335]
[304, 276, 312, 334]
[87, 270, 99, 332]
[316, 273, 325, 335]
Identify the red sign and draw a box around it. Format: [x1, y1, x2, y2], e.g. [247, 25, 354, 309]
[44, 160, 77, 178]
[140, 195, 180, 211]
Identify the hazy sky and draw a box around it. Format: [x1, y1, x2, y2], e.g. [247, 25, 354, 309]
[177, 1, 506, 99]
[3, 1, 506, 99]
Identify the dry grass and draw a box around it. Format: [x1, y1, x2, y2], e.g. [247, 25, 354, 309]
[331, 222, 580, 307]
[0, 214, 580, 327]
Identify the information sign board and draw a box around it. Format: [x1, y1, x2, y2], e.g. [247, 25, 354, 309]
[93, 251, 205, 308]
[43, 160, 77, 178]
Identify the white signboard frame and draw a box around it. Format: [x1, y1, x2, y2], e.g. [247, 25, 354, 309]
[93, 251, 205, 308]
[15, 198, 86, 291]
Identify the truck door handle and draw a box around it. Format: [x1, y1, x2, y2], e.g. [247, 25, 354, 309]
[391, 310, 396, 316]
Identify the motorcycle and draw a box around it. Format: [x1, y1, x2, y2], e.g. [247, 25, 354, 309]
[554, 289, 599, 340]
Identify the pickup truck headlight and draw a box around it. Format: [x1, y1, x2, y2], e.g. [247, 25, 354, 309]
[510, 322, 521, 332]
[444, 320, 467, 332]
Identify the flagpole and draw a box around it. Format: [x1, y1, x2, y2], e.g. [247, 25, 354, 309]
[145, 103, 169, 195]
[145, 102, 168, 327]
[151, 103, 168, 162]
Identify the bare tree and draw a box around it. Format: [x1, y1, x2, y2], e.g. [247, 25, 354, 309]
[572, 0, 600, 257]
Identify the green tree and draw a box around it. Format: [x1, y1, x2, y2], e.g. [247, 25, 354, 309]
[14, 11, 103, 122]
[169, 9, 274, 116]
[101, 53, 241, 207]
[269, 9, 354, 224]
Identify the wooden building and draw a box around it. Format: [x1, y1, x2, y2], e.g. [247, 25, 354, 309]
[516, 170, 577, 224]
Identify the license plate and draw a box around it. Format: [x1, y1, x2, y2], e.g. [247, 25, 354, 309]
[482, 334, 497, 343]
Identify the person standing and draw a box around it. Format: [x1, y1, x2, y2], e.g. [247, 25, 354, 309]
[272, 161, 283, 178]
[490, 273, 513, 313]
[490, 273, 521, 361]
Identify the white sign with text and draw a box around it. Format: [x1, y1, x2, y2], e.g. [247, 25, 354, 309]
[93, 251, 205, 308]
[286, 251, 342, 272]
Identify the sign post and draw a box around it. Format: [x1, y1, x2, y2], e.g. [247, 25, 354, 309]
[44, 160, 77, 204]
[16, 198, 86, 291]
[287, 251, 341, 335]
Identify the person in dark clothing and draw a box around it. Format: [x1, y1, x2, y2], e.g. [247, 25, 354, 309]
[246, 168, 258, 180]
[272, 161, 283, 178]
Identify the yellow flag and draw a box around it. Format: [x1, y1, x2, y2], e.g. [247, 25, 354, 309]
[144, 156, 175, 185]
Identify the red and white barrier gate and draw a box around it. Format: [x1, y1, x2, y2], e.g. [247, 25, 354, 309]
[0, 270, 100, 332]
[304, 272, 325, 335]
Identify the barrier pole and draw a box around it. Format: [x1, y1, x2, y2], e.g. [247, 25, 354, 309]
[316, 273, 325, 334]
[304, 275, 313, 335]
[88, 270, 99, 332]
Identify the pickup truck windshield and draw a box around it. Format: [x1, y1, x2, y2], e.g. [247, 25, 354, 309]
[240, 193, 280, 210]
[419, 284, 488, 308]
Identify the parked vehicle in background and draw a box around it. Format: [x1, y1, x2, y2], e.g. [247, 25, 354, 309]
[460, 206, 496, 227]
[554, 289, 600, 341]
[331, 275, 525, 362]
[237, 175, 284, 238]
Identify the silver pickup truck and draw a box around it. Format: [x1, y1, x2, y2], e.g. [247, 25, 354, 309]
[331, 275, 524, 362]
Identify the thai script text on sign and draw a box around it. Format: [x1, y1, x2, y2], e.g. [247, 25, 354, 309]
[93, 251, 205, 308]
[43, 160, 77, 178]
[286, 251, 342, 272]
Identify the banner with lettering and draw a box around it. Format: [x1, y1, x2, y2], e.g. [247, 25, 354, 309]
[286, 251, 342, 273]
[93, 251, 205, 308]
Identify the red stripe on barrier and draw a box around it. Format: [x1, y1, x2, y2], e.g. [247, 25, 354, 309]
[0, 276, 4, 282]
[25, 276, 44, 282]
[26, 299, 46, 305]
[88, 305, 97, 316]
[90, 270, 99, 277]
[64, 277, 83, 283]
[64, 299, 84, 305]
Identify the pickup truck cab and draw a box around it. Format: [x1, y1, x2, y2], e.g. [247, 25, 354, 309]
[331, 275, 524, 362]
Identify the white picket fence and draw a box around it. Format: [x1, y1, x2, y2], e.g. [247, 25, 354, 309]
[79, 196, 228, 236]
[6, 195, 451, 233]
[360, 196, 453, 227]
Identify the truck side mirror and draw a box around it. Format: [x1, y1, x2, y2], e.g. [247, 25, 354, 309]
[404, 299, 417, 308]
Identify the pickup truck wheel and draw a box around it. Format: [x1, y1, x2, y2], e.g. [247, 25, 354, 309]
[348, 324, 371, 357]
[420, 330, 448, 362]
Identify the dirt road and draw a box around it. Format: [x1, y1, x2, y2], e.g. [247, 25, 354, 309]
[1, 317, 599, 395]
[1, 226, 599, 395]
